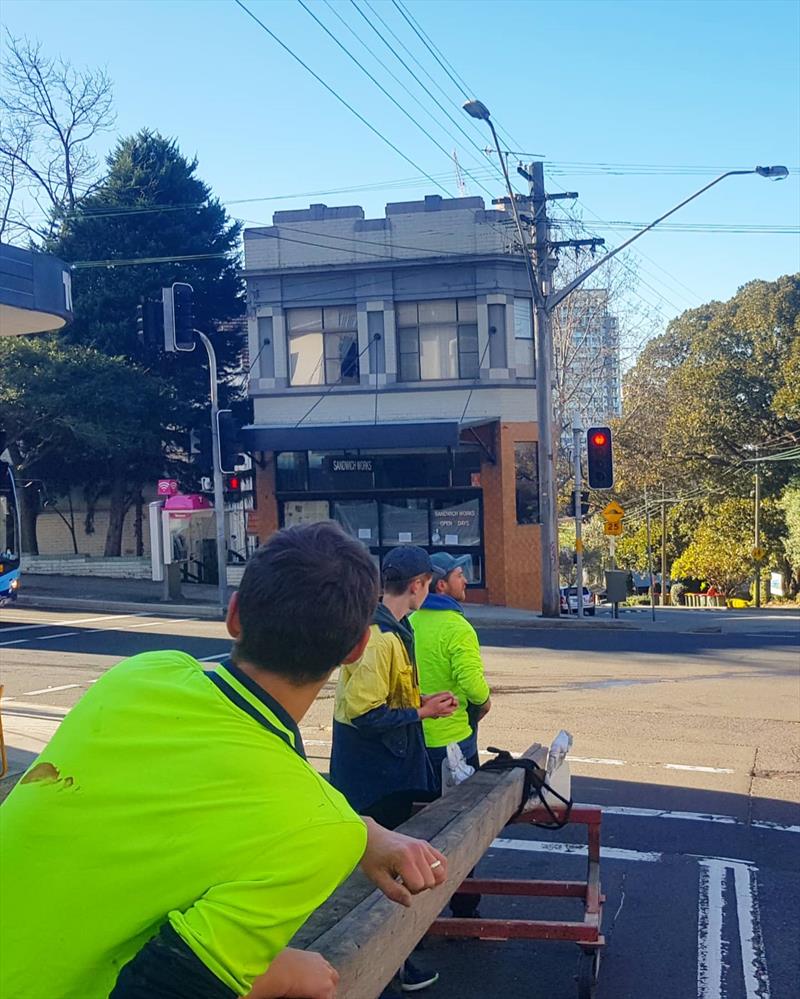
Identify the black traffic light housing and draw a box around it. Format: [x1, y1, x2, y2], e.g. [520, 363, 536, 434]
[162, 282, 195, 352]
[136, 296, 164, 355]
[216, 409, 244, 474]
[567, 490, 590, 518]
[586, 426, 614, 489]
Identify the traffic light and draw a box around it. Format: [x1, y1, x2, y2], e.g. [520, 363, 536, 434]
[567, 490, 590, 518]
[136, 296, 163, 354]
[162, 282, 195, 352]
[586, 426, 614, 489]
[224, 473, 242, 502]
[189, 426, 213, 473]
[216, 409, 244, 474]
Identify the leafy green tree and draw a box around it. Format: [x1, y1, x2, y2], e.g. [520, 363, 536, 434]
[671, 498, 785, 596]
[779, 482, 800, 594]
[45, 130, 243, 553]
[0, 336, 180, 555]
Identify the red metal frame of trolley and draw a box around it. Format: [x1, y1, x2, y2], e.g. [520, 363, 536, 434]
[427, 803, 605, 999]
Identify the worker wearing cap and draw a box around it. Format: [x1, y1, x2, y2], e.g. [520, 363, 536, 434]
[330, 545, 457, 829]
[412, 552, 491, 788]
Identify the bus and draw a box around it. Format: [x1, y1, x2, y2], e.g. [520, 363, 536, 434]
[0, 454, 21, 606]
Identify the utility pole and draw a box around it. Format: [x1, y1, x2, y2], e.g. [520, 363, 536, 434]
[573, 415, 584, 618]
[197, 331, 229, 617]
[644, 485, 656, 622]
[754, 445, 761, 609]
[661, 482, 668, 606]
[527, 161, 560, 618]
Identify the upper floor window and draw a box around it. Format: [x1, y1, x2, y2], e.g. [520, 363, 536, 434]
[287, 306, 359, 386]
[396, 299, 479, 382]
[514, 299, 534, 375]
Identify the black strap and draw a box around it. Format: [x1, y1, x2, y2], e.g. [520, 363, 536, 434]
[481, 747, 573, 829]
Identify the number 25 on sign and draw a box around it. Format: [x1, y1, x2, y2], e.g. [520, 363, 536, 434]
[604, 520, 622, 537]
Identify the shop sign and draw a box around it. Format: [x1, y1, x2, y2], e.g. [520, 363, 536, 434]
[432, 505, 479, 546]
[326, 457, 374, 474]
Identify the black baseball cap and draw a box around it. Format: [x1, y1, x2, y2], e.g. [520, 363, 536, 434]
[382, 546, 433, 582]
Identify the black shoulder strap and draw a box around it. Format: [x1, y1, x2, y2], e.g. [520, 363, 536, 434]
[481, 747, 573, 829]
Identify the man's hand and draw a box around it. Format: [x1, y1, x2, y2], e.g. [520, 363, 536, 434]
[418, 692, 457, 720]
[246, 948, 338, 999]
[360, 817, 448, 906]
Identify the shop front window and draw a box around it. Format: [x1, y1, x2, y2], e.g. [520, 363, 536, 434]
[276, 451, 308, 491]
[281, 499, 330, 528]
[396, 299, 479, 381]
[287, 306, 359, 386]
[374, 449, 450, 489]
[515, 442, 540, 524]
[309, 451, 373, 491]
[431, 496, 481, 547]
[332, 499, 379, 545]
[380, 498, 429, 546]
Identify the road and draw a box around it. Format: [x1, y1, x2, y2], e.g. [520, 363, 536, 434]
[1, 606, 798, 998]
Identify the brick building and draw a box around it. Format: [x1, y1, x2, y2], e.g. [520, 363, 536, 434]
[240, 195, 548, 609]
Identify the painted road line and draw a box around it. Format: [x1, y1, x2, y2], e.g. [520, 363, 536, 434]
[0, 612, 145, 636]
[697, 858, 771, 999]
[604, 805, 800, 836]
[491, 839, 662, 863]
[18, 683, 81, 697]
[665, 763, 735, 774]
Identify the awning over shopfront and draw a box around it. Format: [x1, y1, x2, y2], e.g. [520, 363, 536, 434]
[242, 421, 465, 453]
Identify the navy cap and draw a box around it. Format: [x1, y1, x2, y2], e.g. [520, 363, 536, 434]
[382, 545, 433, 582]
[430, 552, 472, 583]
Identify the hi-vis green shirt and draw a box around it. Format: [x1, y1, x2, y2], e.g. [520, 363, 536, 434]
[0, 652, 366, 999]
[412, 595, 490, 748]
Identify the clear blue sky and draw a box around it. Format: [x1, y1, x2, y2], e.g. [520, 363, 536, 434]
[4, 0, 799, 333]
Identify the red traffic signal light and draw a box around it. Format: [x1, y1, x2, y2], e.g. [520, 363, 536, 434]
[586, 425, 614, 489]
[225, 474, 240, 492]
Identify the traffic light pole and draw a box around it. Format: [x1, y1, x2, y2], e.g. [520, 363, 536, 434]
[197, 331, 229, 617]
[754, 446, 761, 609]
[573, 416, 584, 619]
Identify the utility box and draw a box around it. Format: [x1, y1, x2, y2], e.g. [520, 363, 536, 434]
[605, 569, 628, 604]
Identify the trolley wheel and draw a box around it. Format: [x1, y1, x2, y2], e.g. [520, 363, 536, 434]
[576, 947, 601, 999]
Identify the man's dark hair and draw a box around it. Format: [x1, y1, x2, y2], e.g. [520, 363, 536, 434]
[233, 522, 379, 684]
[382, 572, 431, 597]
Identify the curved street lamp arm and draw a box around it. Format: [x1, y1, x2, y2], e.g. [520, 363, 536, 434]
[546, 169, 756, 312]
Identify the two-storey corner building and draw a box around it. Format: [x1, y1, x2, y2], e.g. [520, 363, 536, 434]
[240, 194, 547, 610]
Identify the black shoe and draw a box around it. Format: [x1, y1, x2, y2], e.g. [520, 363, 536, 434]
[399, 958, 440, 992]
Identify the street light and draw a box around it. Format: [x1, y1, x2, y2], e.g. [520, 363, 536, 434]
[464, 97, 788, 616]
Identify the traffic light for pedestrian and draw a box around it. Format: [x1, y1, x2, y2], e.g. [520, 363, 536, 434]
[162, 282, 195, 352]
[216, 409, 244, 474]
[586, 426, 614, 489]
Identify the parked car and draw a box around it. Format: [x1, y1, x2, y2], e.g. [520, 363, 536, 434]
[559, 586, 596, 616]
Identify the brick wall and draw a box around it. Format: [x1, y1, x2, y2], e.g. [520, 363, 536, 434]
[22, 555, 152, 578]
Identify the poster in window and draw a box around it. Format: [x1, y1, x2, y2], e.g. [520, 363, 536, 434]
[431, 499, 480, 546]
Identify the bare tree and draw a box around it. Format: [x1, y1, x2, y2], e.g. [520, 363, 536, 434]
[0, 33, 114, 243]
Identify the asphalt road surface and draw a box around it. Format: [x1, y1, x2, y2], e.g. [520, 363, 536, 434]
[1, 606, 798, 999]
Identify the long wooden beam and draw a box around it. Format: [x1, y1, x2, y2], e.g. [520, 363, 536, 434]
[292, 743, 546, 999]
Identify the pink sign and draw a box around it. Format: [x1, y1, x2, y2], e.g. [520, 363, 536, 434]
[157, 479, 179, 497]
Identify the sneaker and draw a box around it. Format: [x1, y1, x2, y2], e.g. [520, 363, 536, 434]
[399, 958, 440, 992]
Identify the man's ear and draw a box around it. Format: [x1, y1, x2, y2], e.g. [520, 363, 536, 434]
[226, 591, 241, 640]
[342, 626, 370, 665]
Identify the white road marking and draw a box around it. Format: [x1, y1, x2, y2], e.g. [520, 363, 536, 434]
[733, 861, 771, 999]
[18, 683, 81, 696]
[0, 612, 144, 635]
[570, 756, 627, 766]
[697, 858, 725, 998]
[665, 763, 735, 774]
[197, 652, 231, 662]
[698, 858, 771, 999]
[604, 805, 800, 836]
[490, 838, 662, 863]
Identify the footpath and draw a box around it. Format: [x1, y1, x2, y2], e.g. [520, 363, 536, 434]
[15, 572, 639, 630]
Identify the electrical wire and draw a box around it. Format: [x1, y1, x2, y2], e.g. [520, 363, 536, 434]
[232, 0, 454, 197]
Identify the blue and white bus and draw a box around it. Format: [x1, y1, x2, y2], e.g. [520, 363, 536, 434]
[0, 455, 21, 606]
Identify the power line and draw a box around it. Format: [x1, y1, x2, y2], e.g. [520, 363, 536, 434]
[295, 0, 495, 198]
[232, 0, 453, 197]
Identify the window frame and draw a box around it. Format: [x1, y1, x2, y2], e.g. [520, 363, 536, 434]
[395, 298, 480, 382]
[286, 305, 360, 387]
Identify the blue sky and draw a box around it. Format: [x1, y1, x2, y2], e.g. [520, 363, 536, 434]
[3, 0, 799, 333]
